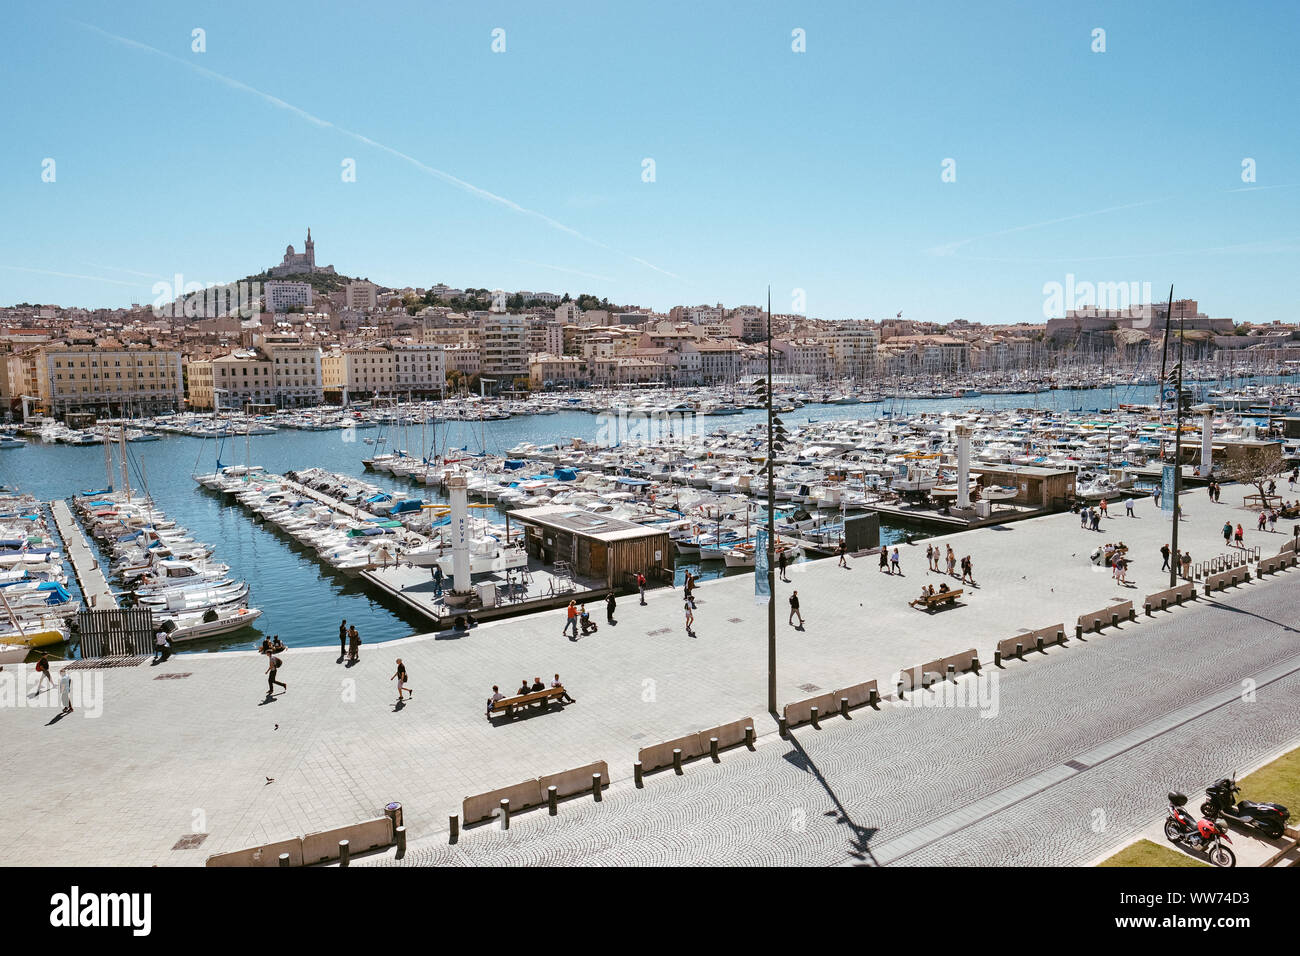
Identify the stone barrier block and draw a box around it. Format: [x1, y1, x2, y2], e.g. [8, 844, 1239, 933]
[834, 680, 878, 709]
[700, 717, 753, 750]
[206, 837, 304, 868]
[638, 731, 707, 772]
[538, 760, 610, 800]
[782, 691, 840, 727]
[301, 817, 393, 865]
[463, 779, 545, 825]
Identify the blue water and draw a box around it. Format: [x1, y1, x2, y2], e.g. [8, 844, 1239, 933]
[3, 379, 1289, 654]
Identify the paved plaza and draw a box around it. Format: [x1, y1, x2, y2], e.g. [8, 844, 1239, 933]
[2, 489, 1296, 866]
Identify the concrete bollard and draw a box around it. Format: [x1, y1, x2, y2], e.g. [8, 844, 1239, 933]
[449, 813, 459, 844]
[338, 840, 350, 867]
[868, 688, 879, 707]
[1035, 637, 1044, 654]
[1015, 642, 1024, 660]
[810, 705, 820, 729]
[592, 773, 603, 801]
[840, 697, 849, 718]
[744, 725, 755, 749]
[278, 852, 291, 868]
[395, 825, 406, 856]
[633, 761, 644, 788]
[1076, 624, 1083, 640]
[709, 737, 720, 761]
[548, 785, 558, 815]
[970, 656, 980, 674]
[778, 716, 788, 738]
[947, 664, 956, 679]
[672, 748, 683, 774]
[499, 798, 511, 829]
[993, 649, 1002, 668]
[897, 681, 905, 701]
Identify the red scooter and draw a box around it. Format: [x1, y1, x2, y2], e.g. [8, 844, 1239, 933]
[1165, 791, 1235, 867]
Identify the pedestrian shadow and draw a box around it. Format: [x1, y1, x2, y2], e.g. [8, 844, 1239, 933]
[45, 712, 70, 726]
[781, 733, 880, 865]
[392, 699, 407, 713]
[258, 695, 280, 706]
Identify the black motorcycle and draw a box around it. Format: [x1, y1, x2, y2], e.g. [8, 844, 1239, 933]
[1202, 776, 1290, 840]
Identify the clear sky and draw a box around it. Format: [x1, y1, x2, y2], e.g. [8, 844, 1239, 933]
[2, 0, 1298, 323]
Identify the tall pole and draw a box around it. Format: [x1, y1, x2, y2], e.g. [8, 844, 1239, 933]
[1168, 288, 1184, 587]
[766, 286, 776, 715]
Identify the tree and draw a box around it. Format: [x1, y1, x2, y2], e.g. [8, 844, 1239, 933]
[1218, 446, 1284, 505]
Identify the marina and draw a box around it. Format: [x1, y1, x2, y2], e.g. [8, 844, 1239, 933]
[0, 375, 1296, 659]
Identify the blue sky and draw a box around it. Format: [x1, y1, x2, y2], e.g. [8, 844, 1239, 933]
[3, 0, 1298, 323]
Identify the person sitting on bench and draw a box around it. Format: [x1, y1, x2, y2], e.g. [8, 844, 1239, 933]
[517, 679, 531, 697]
[530, 676, 547, 708]
[551, 674, 575, 703]
[938, 583, 950, 593]
[486, 685, 504, 718]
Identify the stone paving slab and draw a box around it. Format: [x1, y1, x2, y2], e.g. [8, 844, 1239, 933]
[1, 490, 1293, 866]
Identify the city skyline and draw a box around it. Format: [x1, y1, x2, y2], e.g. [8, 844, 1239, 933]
[4, 1, 1299, 322]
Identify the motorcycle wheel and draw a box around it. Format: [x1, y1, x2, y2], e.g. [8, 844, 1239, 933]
[1199, 801, 1216, 818]
[1163, 819, 1182, 843]
[1209, 845, 1235, 868]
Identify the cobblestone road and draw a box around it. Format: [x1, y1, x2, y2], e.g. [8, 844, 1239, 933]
[368, 580, 1300, 867]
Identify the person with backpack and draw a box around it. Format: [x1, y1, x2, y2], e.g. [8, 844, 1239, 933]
[390, 658, 411, 701]
[788, 589, 804, 627]
[265, 652, 286, 696]
[33, 653, 54, 694]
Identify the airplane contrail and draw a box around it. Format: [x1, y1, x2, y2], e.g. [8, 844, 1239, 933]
[70, 19, 681, 280]
[1, 265, 142, 287]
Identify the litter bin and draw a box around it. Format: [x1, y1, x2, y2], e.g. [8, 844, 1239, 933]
[476, 582, 497, 607]
[385, 802, 403, 831]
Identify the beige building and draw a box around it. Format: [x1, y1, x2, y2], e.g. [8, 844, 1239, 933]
[262, 335, 324, 407]
[34, 344, 183, 415]
[480, 314, 527, 385]
[345, 280, 378, 311]
[529, 353, 589, 388]
[393, 343, 446, 397]
[322, 346, 398, 399]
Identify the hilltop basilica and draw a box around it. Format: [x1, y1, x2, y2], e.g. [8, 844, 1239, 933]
[268, 229, 336, 277]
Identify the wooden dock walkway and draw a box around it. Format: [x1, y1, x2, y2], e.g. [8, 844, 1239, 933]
[49, 499, 117, 609]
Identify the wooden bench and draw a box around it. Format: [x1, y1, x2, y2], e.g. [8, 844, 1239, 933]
[490, 687, 567, 719]
[910, 589, 963, 612]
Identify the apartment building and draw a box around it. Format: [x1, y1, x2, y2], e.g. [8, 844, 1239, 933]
[772, 340, 830, 380]
[818, 325, 880, 379]
[480, 314, 527, 383]
[264, 280, 313, 313]
[525, 319, 564, 357]
[442, 345, 482, 378]
[262, 335, 324, 407]
[695, 339, 742, 384]
[392, 343, 446, 397]
[345, 280, 378, 311]
[34, 344, 183, 415]
[529, 353, 589, 388]
[322, 346, 397, 398]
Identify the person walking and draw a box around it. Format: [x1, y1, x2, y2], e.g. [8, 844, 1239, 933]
[637, 570, 647, 605]
[1222, 521, 1233, 546]
[1091, 508, 1101, 531]
[338, 619, 348, 660]
[1269, 509, 1278, 533]
[154, 627, 170, 663]
[837, 539, 848, 568]
[1207, 482, 1215, 501]
[962, 555, 975, 586]
[432, 564, 444, 596]
[890, 547, 901, 575]
[684, 570, 696, 604]
[58, 669, 73, 715]
[33, 653, 54, 694]
[1124, 497, 1135, 517]
[1234, 523, 1244, 548]
[265, 651, 286, 696]
[879, 547, 889, 573]
[946, 545, 956, 576]
[606, 589, 617, 625]
[390, 658, 411, 701]
[347, 624, 360, 663]
[1214, 483, 1221, 503]
[1160, 542, 1171, 571]
[563, 600, 578, 639]
[778, 548, 789, 582]
[1080, 507, 1088, 529]
[684, 597, 695, 636]
[1180, 550, 1192, 579]
[1098, 498, 1108, 518]
[788, 589, 803, 627]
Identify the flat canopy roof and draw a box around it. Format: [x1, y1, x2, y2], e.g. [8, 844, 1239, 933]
[971, 464, 1074, 478]
[508, 506, 669, 542]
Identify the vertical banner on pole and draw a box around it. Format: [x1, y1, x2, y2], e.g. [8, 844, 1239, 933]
[1161, 464, 1176, 513]
[755, 528, 770, 604]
